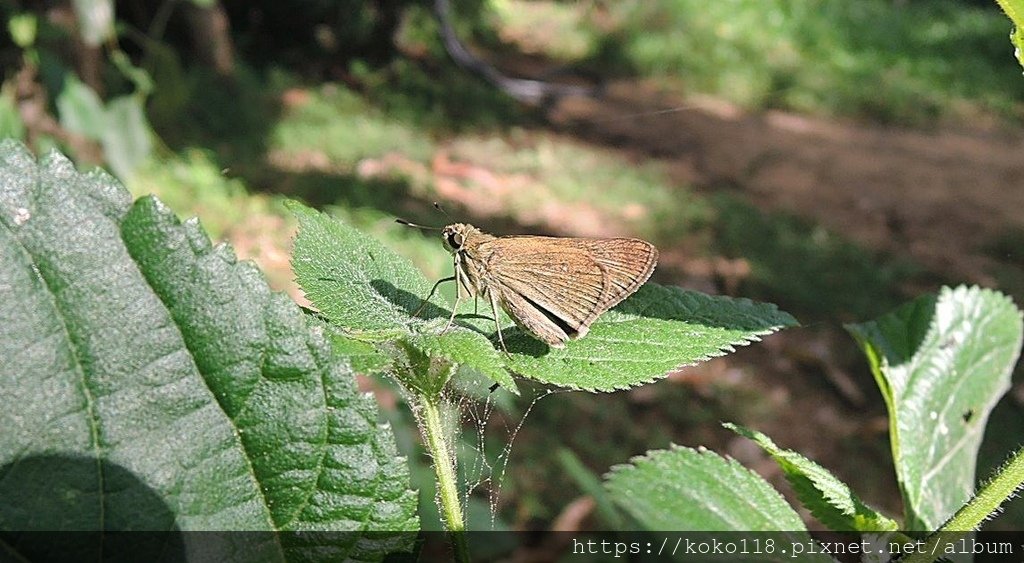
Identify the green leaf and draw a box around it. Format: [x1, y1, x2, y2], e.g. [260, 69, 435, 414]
[289, 203, 797, 394]
[403, 329, 518, 394]
[56, 76, 153, 180]
[325, 329, 392, 374]
[726, 423, 899, 532]
[0, 85, 25, 140]
[0, 141, 417, 559]
[102, 95, 152, 180]
[57, 76, 106, 139]
[289, 202, 517, 393]
[504, 284, 798, 391]
[1014, 25, 1024, 70]
[289, 202, 435, 335]
[8, 13, 37, 48]
[605, 446, 829, 561]
[994, 0, 1024, 70]
[846, 286, 1023, 530]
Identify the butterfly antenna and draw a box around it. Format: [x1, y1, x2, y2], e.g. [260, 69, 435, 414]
[433, 201, 451, 217]
[396, 218, 442, 231]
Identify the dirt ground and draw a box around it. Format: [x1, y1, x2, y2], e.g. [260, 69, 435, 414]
[551, 80, 1024, 287]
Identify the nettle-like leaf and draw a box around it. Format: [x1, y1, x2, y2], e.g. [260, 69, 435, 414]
[846, 286, 1023, 530]
[503, 284, 797, 390]
[289, 202, 518, 394]
[289, 204, 797, 392]
[0, 141, 417, 560]
[726, 424, 899, 532]
[604, 446, 830, 562]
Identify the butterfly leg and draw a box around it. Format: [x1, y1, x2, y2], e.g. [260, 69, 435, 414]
[443, 295, 461, 333]
[442, 266, 465, 334]
[413, 276, 455, 318]
[489, 292, 510, 357]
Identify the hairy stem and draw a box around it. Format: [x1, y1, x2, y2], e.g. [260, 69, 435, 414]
[902, 446, 1024, 563]
[418, 394, 469, 563]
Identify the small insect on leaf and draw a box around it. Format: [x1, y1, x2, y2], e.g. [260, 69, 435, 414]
[411, 222, 658, 353]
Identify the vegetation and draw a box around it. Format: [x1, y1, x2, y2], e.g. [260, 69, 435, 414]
[3, 0, 1024, 561]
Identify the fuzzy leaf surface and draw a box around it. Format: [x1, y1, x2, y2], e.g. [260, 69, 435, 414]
[0, 141, 417, 561]
[726, 424, 898, 532]
[290, 205, 797, 393]
[503, 284, 797, 391]
[604, 445, 829, 562]
[847, 286, 1023, 530]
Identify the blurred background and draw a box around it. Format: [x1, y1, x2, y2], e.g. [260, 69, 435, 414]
[4, 0, 1024, 535]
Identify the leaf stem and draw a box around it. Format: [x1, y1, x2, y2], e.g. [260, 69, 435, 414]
[901, 446, 1024, 563]
[418, 394, 469, 563]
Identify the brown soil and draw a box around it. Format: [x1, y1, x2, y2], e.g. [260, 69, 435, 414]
[550, 80, 1024, 288]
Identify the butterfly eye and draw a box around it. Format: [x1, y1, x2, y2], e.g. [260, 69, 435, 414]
[444, 230, 464, 250]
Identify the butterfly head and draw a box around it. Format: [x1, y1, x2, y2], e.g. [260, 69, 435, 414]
[442, 223, 474, 253]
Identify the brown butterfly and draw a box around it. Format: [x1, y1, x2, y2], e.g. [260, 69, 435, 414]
[407, 221, 658, 352]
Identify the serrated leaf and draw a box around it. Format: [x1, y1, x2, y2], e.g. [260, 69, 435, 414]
[1014, 25, 1024, 70]
[846, 286, 1023, 530]
[0, 141, 417, 560]
[289, 202, 436, 335]
[726, 423, 898, 532]
[289, 204, 798, 393]
[605, 446, 829, 562]
[504, 284, 798, 391]
[289, 203, 518, 392]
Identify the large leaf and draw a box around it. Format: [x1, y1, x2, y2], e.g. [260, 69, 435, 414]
[503, 284, 796, 391]
[290, 202, 519, 392]
[846, 286, 1023, 530]
[0, 141, 417, 560]
[289, 201, 436, 335]
[289, 203, 797, 392]
[726, 424, 898, 532]
[604, 446, 829, 562]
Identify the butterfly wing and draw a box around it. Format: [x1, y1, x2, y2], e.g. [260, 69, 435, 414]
[477, 236, 657, 346]
[577, 238, 658, 323]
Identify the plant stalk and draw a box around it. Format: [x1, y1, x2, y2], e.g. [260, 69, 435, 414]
[418, 394, 469, 563]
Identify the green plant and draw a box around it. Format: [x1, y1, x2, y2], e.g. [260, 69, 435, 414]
[287, 201, 798, 560]
[0, 141, 417, 560]
[994, 0, 1024, 69]
[597, 286, 1023, 561]
[586, 0, 1024, 125]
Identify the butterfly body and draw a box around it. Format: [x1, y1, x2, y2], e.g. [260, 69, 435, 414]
[440, 223, 658, 349]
